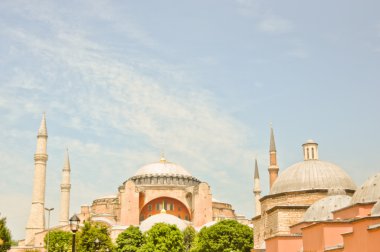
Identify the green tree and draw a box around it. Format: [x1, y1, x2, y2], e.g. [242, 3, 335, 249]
[0, 217, 12, 252]
[77, 222, 114, 252]
[43, 230, 72, 252]
[115, 226, 144, 252]
[183, 226, 196, 252]
[191, 220, 253, 252]
[137, 223, 184, 252]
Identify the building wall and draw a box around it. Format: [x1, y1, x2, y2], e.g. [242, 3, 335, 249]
[139, 186, 192, 213]
[193, 182, 213, 227]
[265, 208, 307, 237]
[261, 191, 328, 214]
[140, 196, 191, 221]
[252, 216, 264, 249]
[265, 236, 303, 252]
[302, 223, 352, 252]
[333, 203, 373, 219]
[254, 190, 328, 248]
[339, 218, 380, 252]
[212, 201, 236, 221]
[117, 180, 213, 227]
[91, 197, 120, 221]
[119, 180, 139, 225]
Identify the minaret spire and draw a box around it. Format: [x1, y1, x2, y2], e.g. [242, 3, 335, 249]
[268, 124, 279, 190]
[38, 112, 47, 136]
[270, 125, 276, 152]
[59, 148, 71, 226]
[253, 158, 261, 216]
[25, 113, 49, 246]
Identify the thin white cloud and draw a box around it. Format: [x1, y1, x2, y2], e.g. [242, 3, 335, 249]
[257, 15, 293, 34]
[235, 0, 262, 17]
[287, 47, 309, 59]
[0, 2, 258, 239]
[235, 0, 294, 34]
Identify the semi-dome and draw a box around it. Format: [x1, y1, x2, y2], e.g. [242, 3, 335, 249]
[303, 195, 352, 222]
[139, 213, 188, 232]
[351, 173, 380, 204]
[134, 157, 192, 177]
[271, 160, 356, 194]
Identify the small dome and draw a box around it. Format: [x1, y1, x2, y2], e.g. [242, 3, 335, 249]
[139, 213, 188, 232]
[271, 160, 356, 194]
[134, 158, 191, 177]
[371, 201, 380, 216]
[303, 195, 352, 221]
[351, 173, 380, 204]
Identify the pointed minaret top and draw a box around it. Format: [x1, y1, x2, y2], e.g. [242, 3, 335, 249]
[254, 158, 260, 179]
[269, 125, 276, 152]
[63, 148, 71, 171]
[38, 113, 48, 136]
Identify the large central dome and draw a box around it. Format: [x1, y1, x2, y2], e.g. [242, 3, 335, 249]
[270, 141, 356, 195]
[134, 157, 192, 177]
[128, 156, 200, 187]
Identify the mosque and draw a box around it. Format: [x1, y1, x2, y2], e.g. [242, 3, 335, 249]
[11, 114, 380, 252]
[14, 114, 243, 251]
[252, 128, 380, 252]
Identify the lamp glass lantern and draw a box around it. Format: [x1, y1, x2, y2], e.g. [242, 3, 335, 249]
[69, 214, 80, 233]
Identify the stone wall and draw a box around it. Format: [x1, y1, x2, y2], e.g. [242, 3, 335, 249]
[254, 190, 330, 249]
[212, 201, 236, 221]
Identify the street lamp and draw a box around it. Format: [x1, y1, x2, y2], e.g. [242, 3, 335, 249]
[69, 214, 80, 252]
[44, 207, 54, 252]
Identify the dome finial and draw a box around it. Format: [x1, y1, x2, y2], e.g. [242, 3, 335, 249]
[160, 151, 167, 163]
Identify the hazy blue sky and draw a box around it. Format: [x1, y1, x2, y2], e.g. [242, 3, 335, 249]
[0, 0, 379, 239]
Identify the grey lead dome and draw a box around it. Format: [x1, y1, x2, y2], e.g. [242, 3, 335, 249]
[303, 195, 352, 222]
[351, 173, 380, 204]
[270, 160, 356, 195]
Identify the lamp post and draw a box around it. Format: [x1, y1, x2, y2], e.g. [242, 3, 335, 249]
[44, 207, 54, 252]
[69, 214, 80, 252]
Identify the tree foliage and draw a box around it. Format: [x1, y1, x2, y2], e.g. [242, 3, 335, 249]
[0, 217, 12, 252]
[43, 230, 72, 252]
[137, 223, 184, 252]
[183, 226, 196, 252]
[77, 222, 114, 252]
[116, 226, 144, 252]
[191, 220, 253, 252]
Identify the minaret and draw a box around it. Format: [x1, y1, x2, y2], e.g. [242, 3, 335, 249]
[25, 113, 48, 246]
[268, 126, 279, 189]
[59, 149, 71, 226]
[253, 158, 261, 216]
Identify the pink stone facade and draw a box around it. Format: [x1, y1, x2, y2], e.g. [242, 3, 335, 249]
[261, 202, 380, 252]
[79, 176, 214, 229]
